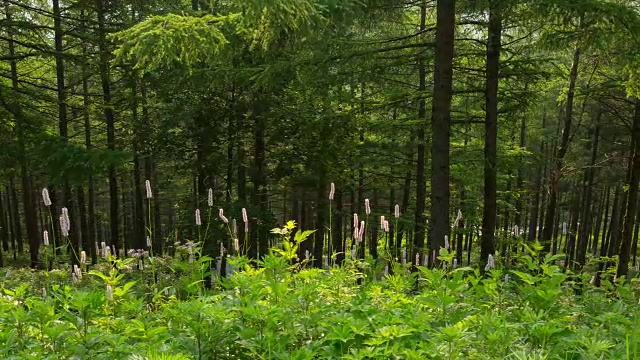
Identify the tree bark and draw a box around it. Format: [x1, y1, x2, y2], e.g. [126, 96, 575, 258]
[576, 122, 600, 267]
[617, 100, 640, 278]
[4, 4, 38, 265]
[0, 189, 8, 253]
[251, 93, 269, 259]
[430, 0, 455, 265]
[413, 0, 428, 265]
[542, 45, 580, 253]
[96, 0, 119, 253]
[481, 0, 502, 269]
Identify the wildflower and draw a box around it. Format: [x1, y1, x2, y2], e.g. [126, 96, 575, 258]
[453, 258, 458, 269]
[453, 209, 462, 228]
[146, 236, 151, 248]
[350, 245, 355, 260]
[329, 182, 335, 200]
[394, 204, 400, 218]
[380, 215, 385, 230]
[484, 254, 495, 271]
[353, 228, 359, 243]
[220, 242, 225, 256]
[139, 260, 144, 270]
[72, 272, 78, 284]
[415, 253, 419, 266]
[232, 219, 238, 236]
[219, 209, 229, 223]
[444, 235, 449, 249]
[365, 199, 371, 215]
[234, 238, 239, 252]
[208, 188, 213, 207]
[242, 208, 248, 224]
[402, 247, 406, 264]
[43, 230, 49, 246]
[305, 250, 310, 260]
[73, 264, 82, 280]
[105, 246, 111, 258]
[42, 188, 52, 206]
[240, 210, 248, 231]
[60, 207, 70, 237]
[195, 209, 202, 226]
[80, 251, 86, 265]
[353, 213, 358, 229]
[383, 220, 389, 233]
[145, 180, 152, 199]
[358, 221, 365, 242]
[42, 287, 47, 298]
[106, 285, 113, 301]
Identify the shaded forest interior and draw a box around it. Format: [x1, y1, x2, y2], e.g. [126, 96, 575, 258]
[2, 0, 640, 279]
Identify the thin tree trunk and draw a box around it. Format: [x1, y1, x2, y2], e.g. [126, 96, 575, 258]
[632, 197, 640, 267]
[577, 122, 600, 267]
[132, 80, 146, 250]
[97, 0, 119, 253]
[333, 188, 344, 265]
[0, 189, 8, 252]
[542, 45, 581, 253]
[371, 191, 379, 259]
[618, 100, 640, 278]
[6, 184, 16, 260]
[594, 187, 610, 256]
[413, 0, 428, 265]
[514, 115, 526, 241]
[252, 93, 268, 259]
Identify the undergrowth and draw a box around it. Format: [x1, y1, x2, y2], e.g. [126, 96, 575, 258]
[1, 222, 640, 359]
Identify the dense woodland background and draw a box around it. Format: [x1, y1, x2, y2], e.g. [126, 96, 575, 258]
[1, 0, 640, 280]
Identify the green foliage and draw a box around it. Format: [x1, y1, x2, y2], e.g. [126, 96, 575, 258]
[113, 14, 235, 73]
[3, 238, 640, 359]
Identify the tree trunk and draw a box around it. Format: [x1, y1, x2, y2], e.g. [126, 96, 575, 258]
[6, 184, 16, 260]
[96, 0, 119, 253]
[252, 93, 269, 259]
[131, 79, 146, 250]
[333, 187, 344, 265]
[542, 45, 581, 253]
[576, 122, 600, 267]
[480, 0, 502, 269]
[430, 0, 455, 264]
[413, 0, 428, 265]
[4, 3, 38, 264]
[617, 100, 640, 278]
[594, 187, 610, 256]
[0, 189, 8, 253]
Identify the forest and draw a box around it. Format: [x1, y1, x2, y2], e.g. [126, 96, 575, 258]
[2, 0, 640, 359]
